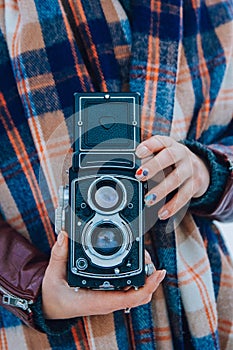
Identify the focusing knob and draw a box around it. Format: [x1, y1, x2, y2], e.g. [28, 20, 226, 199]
[55, 185, 69, 234]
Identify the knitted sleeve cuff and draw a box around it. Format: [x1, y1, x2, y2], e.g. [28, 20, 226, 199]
[181, 139, 229, 214]
[31, 294, 79, 335]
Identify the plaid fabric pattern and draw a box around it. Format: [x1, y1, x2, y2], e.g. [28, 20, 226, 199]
[0, 0, 233, 349]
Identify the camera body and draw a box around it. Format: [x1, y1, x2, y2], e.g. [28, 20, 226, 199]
[56, 92, 146, 290]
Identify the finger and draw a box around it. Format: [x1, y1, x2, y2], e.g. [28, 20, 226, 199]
[46, 231, 68, 280]
[136, 135, 174, 158]
[145, 250, 152, 264]
[118, 269, 166, 311]
[74, 269, 166, 316]
[158, 180, 194, 220]
[135, 146, 183, 181]
[144, 165, 191, 207]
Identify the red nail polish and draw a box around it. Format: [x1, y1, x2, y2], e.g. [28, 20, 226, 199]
[136, 168, 143, 176]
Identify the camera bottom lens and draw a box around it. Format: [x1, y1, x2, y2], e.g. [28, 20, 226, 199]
[82, 216, 133, 267]
[91, 223, 123, 256]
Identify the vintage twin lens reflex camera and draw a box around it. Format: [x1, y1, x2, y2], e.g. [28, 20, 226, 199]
[55, 92, 146, 290]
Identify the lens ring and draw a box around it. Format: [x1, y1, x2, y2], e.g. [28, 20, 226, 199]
[91, 223, 123, 256]
[88, 176, 127, 214]
[82, 216, 132, 267]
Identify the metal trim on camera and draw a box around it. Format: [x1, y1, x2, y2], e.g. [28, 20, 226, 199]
[87, 176, 127, 215]
[82, 214, 133, 268]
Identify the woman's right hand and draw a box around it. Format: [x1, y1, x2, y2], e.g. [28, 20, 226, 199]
[42, 232, 166, 319]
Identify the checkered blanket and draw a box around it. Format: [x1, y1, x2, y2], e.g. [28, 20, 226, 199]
[0, 0, 233, 349]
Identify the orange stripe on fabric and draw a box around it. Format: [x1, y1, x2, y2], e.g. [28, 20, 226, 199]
[218, 319, 233, 335]
[132, 65, 176, 78]
[218, 319, 233, 334]
[71, 327, 82, 350]
[83, 317, 97, 350]
[58, 0, 89, 92]
[68, 0, 107, 92]
[12, 10, 66, 214]
[179, 266, 210, 286]
[71, 321, 90, 350]
[125, 314, 136, 350]
[153, 326, 172, 342]
[12, 13, 34, 120]
[177, 51, 225, 80]
[195, 32, 211, 139]
[179, 253, 217, 343]
[12, 9, 58, 228]
[131, 73, 176, 85]
[79, 321, 90, 350]
[220, 273, 233, 288]
[154, 326, 171, 332]
[155, 335, 172, 341]
[0, 3, 18, 10]
[0, 326, 8, 350]
[28, 117, 59, 208]
[178, 256, 207, 278]
[218, 326, 233, 335]
[142, 0, 161, 137]
[0, 94, 55, 247]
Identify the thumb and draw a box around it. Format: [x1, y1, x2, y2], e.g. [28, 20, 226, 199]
[47, 231, 68, 279]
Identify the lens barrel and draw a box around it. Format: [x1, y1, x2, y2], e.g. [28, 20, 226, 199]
[88, 176, 127, 214]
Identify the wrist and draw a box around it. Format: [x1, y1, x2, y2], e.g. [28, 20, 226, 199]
[180, 139, 229, 214]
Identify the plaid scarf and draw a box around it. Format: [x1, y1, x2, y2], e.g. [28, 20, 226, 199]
[0, 0, 233, 349]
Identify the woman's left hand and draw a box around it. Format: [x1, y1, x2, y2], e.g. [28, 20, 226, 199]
[135, 135, 210, 220]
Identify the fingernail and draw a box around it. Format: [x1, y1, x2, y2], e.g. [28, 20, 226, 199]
[158, 270, 166, 282]
[135, 168, 149, 179]
[144, 193, 157, 207]
[57, 231, 64, 246]
[136, 145, 150, 158]
[158, 209, 169, 220]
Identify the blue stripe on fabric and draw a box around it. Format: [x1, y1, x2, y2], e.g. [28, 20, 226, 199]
[0, 126, 51, 254]
[194, 218, 224, 300]
[34, 0, 64, 21]
[184, 0, 232, 38]
[23, 86, 60, 117]
[0, 30, 10, 65]
[48, 330, 78, 350]
[46, 40, 80, 73]
[199, 3, 226, 111]
[183, 34, 203, 140]
[0, 307, 22, 328]
[208, 1, 233, 28]
[0, 67, 26, 131]
[34, 3, 93, 112]
[114, 311, 131, 349]
[155, 220, 184, 346]
[131, 303, 156, 350]
[131, 2, 153, 34]
[159, 12, 181, 41]
[120, 20, 132, 45]
[199, 1, 214, 33]
[12, 49, 52, 80]
[192, 331, 220, 350]
[38, 16, 70, 47]
[198, 125, 231, 145]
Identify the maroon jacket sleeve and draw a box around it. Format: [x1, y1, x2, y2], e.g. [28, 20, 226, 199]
[182, 139, 233, 222]
[202, 148, 233, 222]
[0, 218, 49, 329]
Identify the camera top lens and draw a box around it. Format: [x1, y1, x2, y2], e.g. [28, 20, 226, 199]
[88, 176, 127, 214]
[94, 186, 119, 209]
